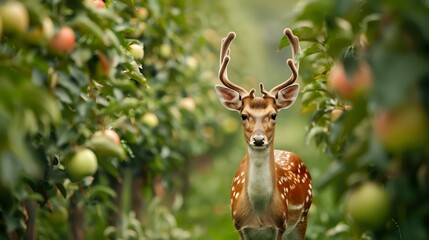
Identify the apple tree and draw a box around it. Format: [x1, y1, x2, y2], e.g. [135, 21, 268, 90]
[0, 0, 223, 239]
[284, 0, 429, 239]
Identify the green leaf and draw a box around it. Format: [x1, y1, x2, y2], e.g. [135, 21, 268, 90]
[86, 135, 127, 160]
[315, 161, 346, 189]
[89, 185, 117, 199]
[54, 88, 72, 104]
[74, 15, 111, 47]
[371, 49, 428, 108]
[117, 0, 134, 8]
[97, 157, 121, 179]
[55, 183, 68, 198]
[302, 43, 324, 58]
[301, 91, 324, 108]
[306, 126, 326, 145]
[278, 35, 290, 51]
[101, 97, 139, 115]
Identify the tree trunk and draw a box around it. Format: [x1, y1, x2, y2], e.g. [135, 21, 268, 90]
[131, 174, 144, 220]
[23, 200, 37, 240]
[108, 176, 123, 229]
[69, 193, 84, 240]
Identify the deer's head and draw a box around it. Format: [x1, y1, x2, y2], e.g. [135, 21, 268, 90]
[215, 29, 300, 150]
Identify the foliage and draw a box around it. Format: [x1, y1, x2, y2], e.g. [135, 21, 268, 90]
[285, 0, 429, 239]
[0, 0, 225, 238]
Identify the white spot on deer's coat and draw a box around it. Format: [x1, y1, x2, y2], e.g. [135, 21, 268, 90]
[288, 203, 304, 210]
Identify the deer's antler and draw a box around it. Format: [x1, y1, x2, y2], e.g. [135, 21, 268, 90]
[219, 32, 253, 99]
[262, 28, 300, 99]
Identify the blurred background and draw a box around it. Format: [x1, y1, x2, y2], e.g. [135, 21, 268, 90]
[0, 0, 428, 239]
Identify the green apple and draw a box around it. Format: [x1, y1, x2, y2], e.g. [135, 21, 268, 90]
[141, 112, 158, 128]
[129, 43, 144, 60]
[330, 109, 344, 122]
[135, 7, 149, 20]
[179, 97, 196, 112]
[0, 1, 29, 34]
[346, 182, 391, 230]
[159, 43, 172, 58]
[66, 148, 98, 182]
[25, 17, 54, 45]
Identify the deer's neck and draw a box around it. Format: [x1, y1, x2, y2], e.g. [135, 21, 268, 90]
[246, 145, 275, 215]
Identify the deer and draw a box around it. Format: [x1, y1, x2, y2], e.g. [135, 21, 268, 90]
[214, 28, 312, 240]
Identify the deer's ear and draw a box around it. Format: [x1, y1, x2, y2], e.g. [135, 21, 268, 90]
[215, 85, 242, 112]
[275, 83, 300, 110]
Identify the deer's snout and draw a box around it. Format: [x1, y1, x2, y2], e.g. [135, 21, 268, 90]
[251, 129, 267, 148]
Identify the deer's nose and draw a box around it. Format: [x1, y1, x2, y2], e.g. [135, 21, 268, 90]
[252, 135, 265, 146]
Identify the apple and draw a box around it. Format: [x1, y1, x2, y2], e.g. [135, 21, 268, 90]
[179, 97, 196, 112]
[129, 43, 144, 60]
[330, 109, 344, 121]
[96, 52, 111, 76]
[48, 26, 76, 55]
[94, 129, 120, 145]
[135, 7, 149, 20]
[346, 182, 390, 230]
[141, 112, 159, 128]
[25, 17, 54, 45]
[159, 43, 172, 58]
[374, 104, 428, 152]
[41, 17, 55, 41]
[50, 206, 68, 222]
[92, 0, 105, 9]
[221, 117, 239, 134]
[185, 56, 198, 70]
[0, 1, 29, 34]
[328, 61, 372, 100]
[127, 18, 146, 38]
[65, 148, 98, 182]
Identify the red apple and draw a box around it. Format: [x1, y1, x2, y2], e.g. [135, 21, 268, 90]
[95, 129, 120, 145]
[49, 26, 76, 55]
[374, 104, 428, 152]
[92, 0, 105, 9]
[0, 1, 29, 34]
[328, 61, 372, 100]
[96, 52, 111, 76]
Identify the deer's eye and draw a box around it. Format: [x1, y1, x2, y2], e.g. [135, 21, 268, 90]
[241, 114, 248, 121]
[271, 114, 277, 120]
